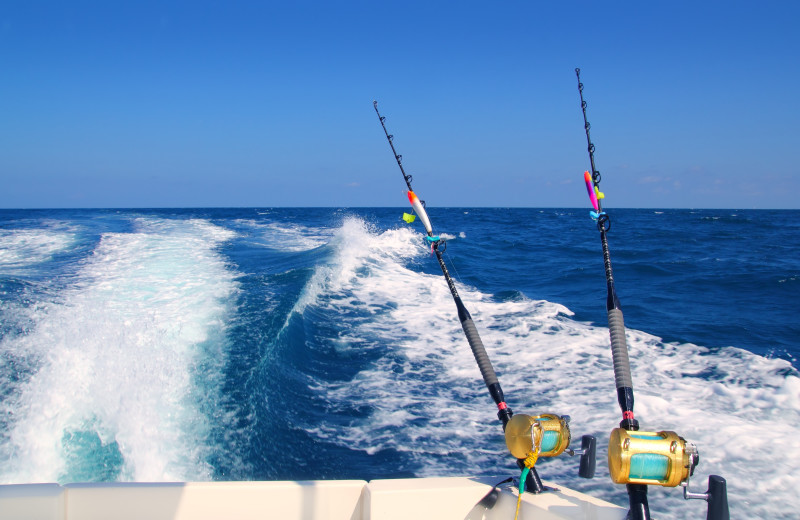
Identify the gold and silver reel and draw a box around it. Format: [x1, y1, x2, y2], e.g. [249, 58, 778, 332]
[608, 428, 699, 487]
[504, 413, 595, 478]
[607, 428, 729, 518]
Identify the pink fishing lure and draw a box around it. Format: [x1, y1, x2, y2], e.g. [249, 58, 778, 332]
[584, 171, 599, 211]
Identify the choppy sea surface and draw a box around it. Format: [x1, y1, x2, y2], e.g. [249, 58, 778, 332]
[0, 207, 797, 518]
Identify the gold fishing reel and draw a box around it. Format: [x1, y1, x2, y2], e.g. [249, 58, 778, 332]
[504, 413, 571, 465]
[608, 428, 699, 487]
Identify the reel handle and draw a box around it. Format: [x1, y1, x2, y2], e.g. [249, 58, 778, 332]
[683, 474, 729, 520]
[707, 475, 730, 520]
[578, 435, 597, 479]
[567, 435, 597, 478]
[566, 434, 597, 479]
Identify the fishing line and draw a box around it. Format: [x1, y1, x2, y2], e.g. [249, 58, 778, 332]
[442, 247, 466, 290]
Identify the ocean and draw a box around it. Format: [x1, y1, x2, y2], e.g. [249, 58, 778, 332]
[0, 207, 797, 518]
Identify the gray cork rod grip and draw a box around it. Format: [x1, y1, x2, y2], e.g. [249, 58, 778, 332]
[461, 318, 499, 387]
[608, 308, 633, 389]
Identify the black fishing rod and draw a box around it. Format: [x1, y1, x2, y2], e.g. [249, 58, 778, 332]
[575, 68, 728, 520]
[373, 101, 596, 501]
[373, 100, 513, 429]
[576, 69, 638, 434]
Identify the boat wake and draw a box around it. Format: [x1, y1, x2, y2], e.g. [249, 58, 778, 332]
[0, 218, 239, 483]
[0, 211, 797, 518]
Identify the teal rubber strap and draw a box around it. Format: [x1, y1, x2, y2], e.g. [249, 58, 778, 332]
[519, 466, 530, 495]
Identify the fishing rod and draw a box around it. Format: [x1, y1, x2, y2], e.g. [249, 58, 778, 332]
[575, 68, 728, 520]
[373, 101, 596, 499]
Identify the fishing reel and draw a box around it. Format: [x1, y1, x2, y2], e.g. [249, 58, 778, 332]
[608, 428, 730, 519]
[608, 428, 698, 487]
[504, 413, 596, 479]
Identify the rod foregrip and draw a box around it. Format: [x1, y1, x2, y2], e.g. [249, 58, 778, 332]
[449, 268, 511, 424]
[607, 308, 633, 389]
[461, 317, 500, 387]
[460, 304, 513, 426]
[462, 309, 513, 426]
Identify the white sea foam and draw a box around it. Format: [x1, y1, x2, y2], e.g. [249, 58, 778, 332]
[0, 227, 77, 271]
[304, 217, 800, 519]
[0, 218, 239, 483]
[233, 219, 331, 252]
[290, 217, 422, 319]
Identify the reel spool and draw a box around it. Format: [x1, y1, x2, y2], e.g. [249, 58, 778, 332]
[608, 428, 699, 487]
[504, 413, 571, 461]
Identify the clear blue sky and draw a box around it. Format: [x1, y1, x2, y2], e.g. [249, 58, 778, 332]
[1, 1, 798, 209]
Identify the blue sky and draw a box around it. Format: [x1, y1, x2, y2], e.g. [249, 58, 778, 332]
[1, 1, 798, 209]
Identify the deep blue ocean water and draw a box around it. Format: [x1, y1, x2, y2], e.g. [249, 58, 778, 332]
[0, 207, 797, 518]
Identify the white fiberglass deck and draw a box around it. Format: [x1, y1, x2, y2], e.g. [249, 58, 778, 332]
[0, 476, 625, 520]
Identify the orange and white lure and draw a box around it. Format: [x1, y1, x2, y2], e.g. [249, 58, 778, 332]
[406, 190, 433, 236]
